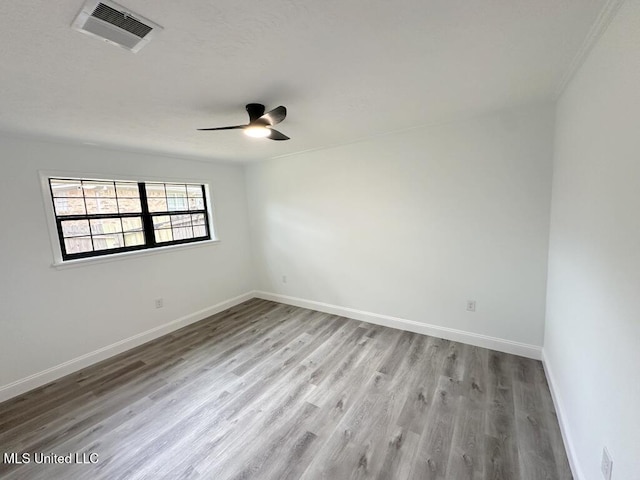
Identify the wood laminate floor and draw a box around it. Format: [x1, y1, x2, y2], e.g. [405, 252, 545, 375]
[0, 299, 572, 479]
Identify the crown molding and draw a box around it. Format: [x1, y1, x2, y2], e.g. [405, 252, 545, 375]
[555, 0, 625, 98]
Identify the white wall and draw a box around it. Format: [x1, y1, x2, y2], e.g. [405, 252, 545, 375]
[246, 103, 554, 350]
[0, 135, 254, 397]
[545, 2, 640, 479]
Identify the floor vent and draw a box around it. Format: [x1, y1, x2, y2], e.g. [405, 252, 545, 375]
[71, 0, 162, 53]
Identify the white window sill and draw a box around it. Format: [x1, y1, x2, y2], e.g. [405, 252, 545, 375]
[51, 238, 220, 270]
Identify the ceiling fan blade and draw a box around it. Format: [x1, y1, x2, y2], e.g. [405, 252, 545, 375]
[268, 129, 290, 141]
[246, 103, 266, 123]
[197, 125, 245, 131]
[258, 106, 287, 126]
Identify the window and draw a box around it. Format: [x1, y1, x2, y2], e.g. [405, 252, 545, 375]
[48, 177, 213, 261]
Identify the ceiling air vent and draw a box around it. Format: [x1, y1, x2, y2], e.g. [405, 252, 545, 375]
[72, 0, 162, 53]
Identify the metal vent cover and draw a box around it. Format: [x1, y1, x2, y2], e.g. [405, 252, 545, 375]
[72, 0, 162, 53]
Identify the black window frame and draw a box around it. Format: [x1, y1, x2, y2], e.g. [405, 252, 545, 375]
[48, 177, 213, 261]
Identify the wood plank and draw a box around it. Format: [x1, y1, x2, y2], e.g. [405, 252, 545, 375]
[410, 374, 462, 480]
[484, 351, 522, 480]
[446, 345, 488, 480]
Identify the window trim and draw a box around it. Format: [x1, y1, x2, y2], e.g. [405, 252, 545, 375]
[39, 170, 219, 266]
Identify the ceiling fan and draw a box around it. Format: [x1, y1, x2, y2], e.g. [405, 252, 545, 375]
[198, 103, 290, 141]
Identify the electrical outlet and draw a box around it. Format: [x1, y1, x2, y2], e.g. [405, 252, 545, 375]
[282, 275, 287, 284]
[466, 300, 476, 312]
[601, 447, 613, 480]
[155, 298, 164, 309]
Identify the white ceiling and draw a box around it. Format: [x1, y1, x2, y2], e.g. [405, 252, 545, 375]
[0, 0, 606, 162]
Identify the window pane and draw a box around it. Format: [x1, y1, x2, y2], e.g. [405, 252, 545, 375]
[82, 181, 116, 197]
[85, 198, 118, 214]
[191, 213, 205, 225]
[90, 218, 123, 235]
[148, 196, 167, 212]
[115, 182, 140, 198]
[122, 217, 143, 232]
[193, 225, 207, 237]
[50, 179, 82, 198]
[124, 231, 145, 246]
[170, 214, 192, 228]
[154, 229, 173, 243]
[153, 215, 171, 229]
[146, 183, 166, 212]
[117, 197, 141, 213]
[167, 196, 188, 211]
[165, 184, 188, 211]
[64, 237, 93, 254]
[187, 185, 203, 198]
[54, 198, 86, 216]
[173, 227, 193, 240]
[145, 183, 165, 196]
[188, 197, 204, 210]
[93, 234, 125, 251]
[166, 184, 187, 197]
[61, 220, 90, 237]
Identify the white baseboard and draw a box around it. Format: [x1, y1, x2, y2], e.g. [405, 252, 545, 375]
[542, 350, 584, 480]
[0, 291, 254, 403]
[254, 291, 542, 360]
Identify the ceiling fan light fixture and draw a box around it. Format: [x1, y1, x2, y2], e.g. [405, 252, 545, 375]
[198, 104, 289, 140]
[244, 126, 271, 138]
